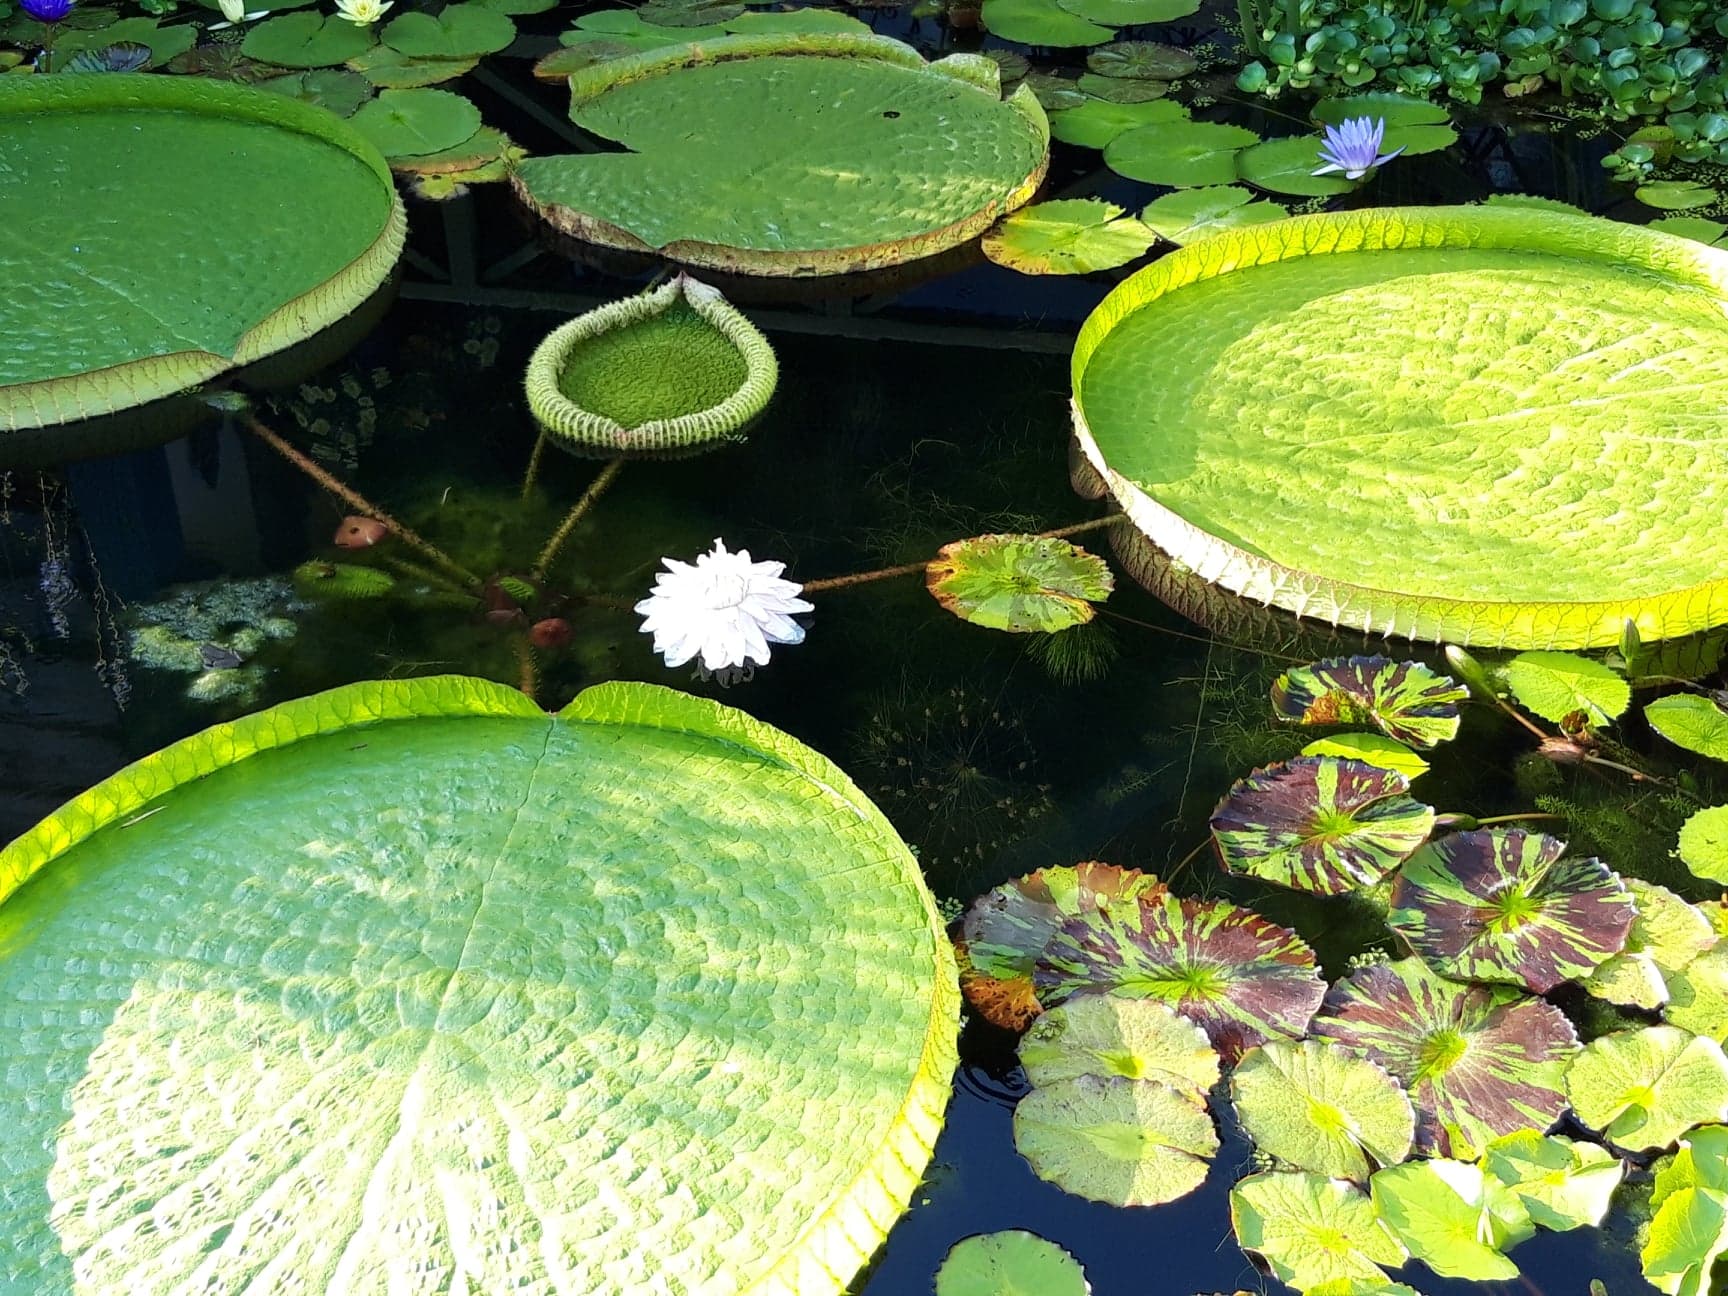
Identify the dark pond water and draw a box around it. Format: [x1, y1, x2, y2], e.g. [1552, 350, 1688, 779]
[0, 9, 1706, 1293]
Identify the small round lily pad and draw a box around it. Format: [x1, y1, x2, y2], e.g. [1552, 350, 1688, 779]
[1085, 40, 1196, 79]
[1647, 694, 1728, 760]
[1049, 95, 1186, 149]
[1140, 184, 1288, 244]
[1058, 0, 1198, 22]
[981, 0, 1113, 46]
[1566, 1025, 1728, 1152]
[1232, 1039, 1415, 1181]
[1681, 806, 1728, 884]
[1106, 120, 1261, 187]
[349, 87, 482, 158]
[1312, 93, 1451, 127]
[1013, 1074, 1218, 1206]
[935, 1232, 1090, 1296]
[926, 533, 1114, 631]
[1638, 181, 1721, 211]
[1018, 992, 1218, 1091]
[1502, 650, 1630, 726]
[1235, 134, 1357, 196]
[1076, 72, 1169, 103]
[1231, 1171, 1408, 1291]
[380, 3, 516, 57]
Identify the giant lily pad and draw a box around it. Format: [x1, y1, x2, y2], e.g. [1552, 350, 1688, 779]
[0, 677, 958, 1295]
[1387, 828, 1635, 993]
[981, 200, 1157, 276]
[1230, 1171, 1408, 1291]
[1230, 1038, 1415, 1180]
[1271, 656, 1467, 748]
[0, 75, 404, 456]
[1012, 1074, 1217, 1206]
[1018, 992, 1218, 1091]
[926, 532, 1114, 630]
[1566, 1026, 1728, 1152]
[935, 1231, 1091, 1296]
[1649, 694, 1728, 761]
[1369, 1159, 1533, 1281]
[1035, 890, 1326, 1061]
[1210, 755, 1435, 894]
[1070, 207, 1728, 648]
[1311, 957, 1579, 1157]
[1481, 1131, 1625, 1231]
[514, 33, 1051, 275]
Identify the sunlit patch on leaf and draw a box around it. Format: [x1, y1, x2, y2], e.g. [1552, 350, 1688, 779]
[934, 1230, 1091, 1296]
[1502, 650, 1630, 727]
[1681, 806, 1728, 885]
[1300, 732, 1428, 781]
[1643, 1185, 1728, 1296]
[1311, 956, 1578, 1157]
[1229, 1170, 1407, 1291]
[1138, 185, 1288, 245]
[1210, 755, 1435, 895]
[1230, 1038, 1414, 1181]
[1369, 1158, 1533, 1281]
[1647, 694, 1728, 761]
[1271, 656, 1467, 748]
[980, 200, 1157, 277]
[1566, 1025, 1728, 1152]
[926, 533, 1114, 631]
[1018, 992, 1218, 1092]
[1586, 879, 1719, 1011]
[1481, 1130, 1624, 1231]
[1665, 946, 1728, 1045]
[1387, 828, 1634, 993]
[1012, 1074, 1217, 1207]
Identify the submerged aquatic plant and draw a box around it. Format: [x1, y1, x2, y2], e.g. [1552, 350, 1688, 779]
[634, 538, 811, 681]
[1312, 116, 1403, 179]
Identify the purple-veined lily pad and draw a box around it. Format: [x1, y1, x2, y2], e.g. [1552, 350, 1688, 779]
[1311, 957, 1579, 1157]
[1387, 828, 1635, 993]
[1210, 755, 1435, 895]
[1035, 890, 1325, 1062]
[1271, 656, 1468, 749]
[958, 862, 1164, 1030]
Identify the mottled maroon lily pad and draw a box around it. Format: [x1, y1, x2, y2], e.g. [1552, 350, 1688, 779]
[1388, 829, 1634, 993]
[1035, 890, 1325, 1062]
[1311, 957, 1579, 1157]
[1210, 756, 1435, 895]
[1271, 656, 1468, 749]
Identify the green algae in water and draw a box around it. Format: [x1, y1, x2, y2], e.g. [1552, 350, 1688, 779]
[557, 301, 747, 427]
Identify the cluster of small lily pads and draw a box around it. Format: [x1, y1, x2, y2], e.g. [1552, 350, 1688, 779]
[946, 647, 1728, 1294]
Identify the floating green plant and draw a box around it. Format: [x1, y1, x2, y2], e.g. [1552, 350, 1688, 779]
[1480, 1131, 1624, 1232]
[980, 200, 1157, 276]
[1270, 656, 1466, 748]
[1230, 1171, 1407, 1291]
[1568, 1026, 1728, 1153]
[925, 532, 1113, 631]
[1017, 992, 1218, 1092]
[1230, 1038, 1415, 1181]
[1369, 1159, 1532, 1281]
[934, 1231, 1090, 1296]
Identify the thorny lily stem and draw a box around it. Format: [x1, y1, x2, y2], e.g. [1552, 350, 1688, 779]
[520, 432, 550, 501]
[245, 415, 484, 592]
[532, 458, 625, 583]
[802, 514, 1127, 594]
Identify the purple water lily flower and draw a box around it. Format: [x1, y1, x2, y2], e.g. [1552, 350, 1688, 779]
[1312, 115, 1404, 180]
[22, 0, 75, 20]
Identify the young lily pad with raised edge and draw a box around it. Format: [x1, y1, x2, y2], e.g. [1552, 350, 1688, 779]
[1300, 733, 1429, 781]
[1035, 890, 1326, 1062]
[1586, 877, 1719, 1010]
[1210, 755, 1435, 895]
[1086, 40, 1196, 79]
[1230, 1038, 1415, 1180]
[524, 274, 775, 455]
[1271, 656, 1467, 748]
[1369, 1158, 1533, 1281]
[1387, 828, 1635, 993]
[958, 861, 1165, 1030]
[1566, 1026, 1728, 1152]
[1235, 135, 1358, 197]
[514, 34, 1050, 276]
[981, 0, 1113, 45]
[1312, 956, 1579, 1157]
[934, 1231, 1091, 1296]
[981, 199, 1157, 276]
[1503, 650, 1631, 726]
[0, 676, 959, 1296]
[1070, 207, 1728, 649]
[349, 86, 481, 158]
[1018, 992, 1218, 1091]
[1650, 695, 1728, 760]
[1048, 95, 1185, 148]
[1140, 185, 1289, 244]
[926, 533, 1114, 630]
[1681, 807, 1728, 884]
[1105, 120, 1261, 187]
[1230, 1171, 1408, 1291]
[0, 75, 404, 453]
[1481, 1131, 1625, 1231]
[1013, 1074, 1217, 1207]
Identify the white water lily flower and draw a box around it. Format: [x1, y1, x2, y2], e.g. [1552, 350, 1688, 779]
[334, 0, 391, 24]
[209, 0, 267, 26]
[634, 538, 812, 676]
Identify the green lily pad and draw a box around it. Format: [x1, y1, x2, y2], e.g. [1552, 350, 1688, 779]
[1380, 121, 1457, 157]
[1048, 95, 1185, 148]
[1312, 92, 1451, 127]
[1369, 1158, 1533, 1281]
[1036, 890, 1326, 1062]
[1312, 957, 1578, 1157]
[380, 2, 515, 56]
[1012, 1074, 1217, 1206]
[0, 75, 403, 451]
[1639, 181, 1721, 211]
[1586, 878, 1719, 1010]
[389, 124, 513, 175]
[1235, 134, 1357, 196]
[1648, 693, 1728, 760]
[516, 34, 1050, 276]
[1086, 40, 1195, 79]
[1210, 755, 1435, 895]
[1567, 1026, 1728, 1152]
[347, 44, 477, 86]
[1651, 216, 1728, 248]
[981, 0, 1113, 45]
[1300, 733, 1428, 781]
[561, 8, 730, 47]
[56, 17, 193, 66]
[640, 0, 744, 23]
[1503, 650, 1631, 726]
[935, 1232, 1091, 1296]
[1272, 655, 1467, 748]
[259, 67, 373, 116]
[1057, 0, 1198, 21]
[1105, 120, 1261, 187]
[1231, 1038, 1415, 1180]
[981, 200, 1157, 277]
[1682, 807, 1728, 885]
[1387, 828, 1634, 993]
[925, 532, 1114, 628]
[1023, 71, 1089, 111]
[0, 677, 958, 1295]
[243, 11, 377, 67]
[1655, 1124, 1728, 1205]
[983, 49, 1030, 81]
[1667, 946, 1728, 1044]
[1644, 1186, 1728, 1296]
[1070, 206, 1728, 649]
[349, 86, 480, 159]
[1230, 1171, 1408, 1291]
[1018, 992, 1218, 1091]
[1140, 184, 1289, 244]
[1481, 1131, 1625, 1231]
[723, 7, 871, 32]
[1076, 72, 1169, 102]
[294, 559, 396, 599]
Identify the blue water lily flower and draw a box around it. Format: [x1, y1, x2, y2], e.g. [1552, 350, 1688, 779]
[1312, 116, 1404, 180]
[21, 0, 75, 20]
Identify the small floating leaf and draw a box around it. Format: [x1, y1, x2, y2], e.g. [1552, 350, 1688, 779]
[1643, 1186, 1728, 1296]
[981, 200, 1157, 276]
[1312, 92, 1450, 127]
[1681, 807, 1728, 885]
[1586, 878, 1719, 1010]
[349, 87, 481, 159]
[1085, 40, 1196, 80]
[1481, 1131, 1625, 1231]
[1648, 695, 1728, 761]
[980, 0, 1114, 46]
[1271, 656, 1467, 749]
[1058, 0, 1198, 22]
[1048, 96, 1185, 148]
[1650, 216, 1728, 247]
[1075, 72, 1169, 103]
[1230, 1171, 1407, 1291]
[1666, 947, 1728, 1045]
[1023, 72, 1089, 112]
[1139, 185, 1288, 244]
[381, 3, 515, 56]
[1387, 828, 1635, 993]
[1300, 733, 1428, 781]
[1503, 651, 1630, 726]
[1638, 181, 1721, 211]
[1230, 1039, 1414, 1181]
[1369, 1158, 1532, 1281]
[926, 533, 1114, 631]
[1107, 120, 1261, 187]
[1567, 1026, 1728, 1152]
[1012, 1074, 1217, 1207]
[1235, 135, 1356, 197]
[260, 68, 373, 116]
[934, 1231, 1091, 1296]
[1210, 756, 1435, 895]
[1018, 993, 1218, 1092]
[243, 11, 376, 67]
